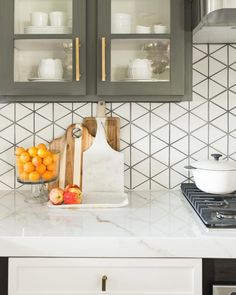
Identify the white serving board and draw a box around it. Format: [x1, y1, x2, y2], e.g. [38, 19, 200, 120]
[47, 192, 129, 209]
[82, 118, 124, 193]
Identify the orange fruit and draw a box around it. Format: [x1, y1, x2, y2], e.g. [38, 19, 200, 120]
[16, 158, 24, 173]
[37, 143, 47, 150]
[32, 156, 42, 167]
[19, 171, 29, 181]
[15, 147, 25, 156]
[17, 159, 23, 166]
[23, 162, 35, 173]
[42, 170, 54, 181]
[29, 171, 40, 182]
[43, 156, 53, 166]
[20, 152, 31, 163]
[17, 162, 24, 174]
[28, 146, 38, 157]
[37, 148, 49, 158]
[16, 156, 21, 164]
[18, 167, 24, 174]
[52, 153, 59, 162]
[47, 163, 56, 172]
[36, 164, 46, 175]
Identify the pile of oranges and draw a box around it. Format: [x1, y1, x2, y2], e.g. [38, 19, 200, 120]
[15, 143, 59, 182]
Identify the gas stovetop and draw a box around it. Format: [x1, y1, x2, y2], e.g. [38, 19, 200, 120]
[181, 183, 236, 228]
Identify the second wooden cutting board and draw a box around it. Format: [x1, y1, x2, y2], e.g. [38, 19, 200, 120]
[82, 101, 120, 151]
[49, 124, 94, 189]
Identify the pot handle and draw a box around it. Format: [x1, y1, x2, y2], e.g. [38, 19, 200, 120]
[184, 166, 197, 170]
[211, 154, 222, 161]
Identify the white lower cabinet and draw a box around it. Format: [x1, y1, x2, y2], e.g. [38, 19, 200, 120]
[9, 258, 202, 295]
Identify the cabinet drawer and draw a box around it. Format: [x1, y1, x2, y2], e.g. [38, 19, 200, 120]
[9, 258, 202, 295]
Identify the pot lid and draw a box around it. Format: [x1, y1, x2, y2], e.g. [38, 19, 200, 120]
[191, 154, 236, 171]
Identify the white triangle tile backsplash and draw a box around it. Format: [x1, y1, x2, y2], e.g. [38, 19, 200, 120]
[0, 44, 236, 190]
[193, 70, 206, 86]
[209, 57, 226, 76]
[152, 147, 169, 167]
[193, 57, 208, 76]
[193, 79, 208, 98]
[192, 48, 207, 64]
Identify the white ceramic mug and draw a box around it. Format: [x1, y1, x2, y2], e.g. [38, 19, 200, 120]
[38, 59, 63, 79]
[49, 11, 66, 27]
[31, 12, 48, 27]
[112, 13, 131, 33]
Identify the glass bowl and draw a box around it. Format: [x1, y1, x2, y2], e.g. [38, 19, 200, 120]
[15, 148, 60, 203]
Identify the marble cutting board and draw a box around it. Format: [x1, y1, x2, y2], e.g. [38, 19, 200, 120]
[82, 117, 125, 194]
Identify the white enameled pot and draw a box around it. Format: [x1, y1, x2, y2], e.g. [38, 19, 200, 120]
[185, 154, 236, 195]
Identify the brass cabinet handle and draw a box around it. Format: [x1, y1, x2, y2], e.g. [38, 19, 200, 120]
[75, 37, 81, 81]
[102, 275, 107, 292]
[101, 37, 106, 81]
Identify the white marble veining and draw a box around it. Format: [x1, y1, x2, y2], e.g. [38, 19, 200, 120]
[0, 190, 236, 258]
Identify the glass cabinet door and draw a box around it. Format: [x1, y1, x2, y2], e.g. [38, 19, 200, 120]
[111, 0, 170, 34]
[97, 0, 185, 97]
[0, 0, 86, 96]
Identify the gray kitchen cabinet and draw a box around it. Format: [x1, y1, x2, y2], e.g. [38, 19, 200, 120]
[0, 0, 86, 97]
[97, 0, 192, 101]
[0, 0, 192, 101]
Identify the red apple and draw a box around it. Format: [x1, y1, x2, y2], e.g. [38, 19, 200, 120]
[49, 188, 64, 205]
[63, 187, 82, 204]
[65, 184, 80, 191]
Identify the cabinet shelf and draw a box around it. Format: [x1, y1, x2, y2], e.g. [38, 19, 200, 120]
[110, 33, 171, 39]
[14, 34, 73, 40]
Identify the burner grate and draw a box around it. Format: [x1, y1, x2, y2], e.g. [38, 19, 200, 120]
[181, 183, 236, 228]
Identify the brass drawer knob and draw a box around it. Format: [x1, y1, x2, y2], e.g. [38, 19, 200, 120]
[102, 275, 107, 292]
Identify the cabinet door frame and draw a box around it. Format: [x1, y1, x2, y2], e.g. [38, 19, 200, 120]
[97, 0, 185, 97]
[0, 0, 86, 96]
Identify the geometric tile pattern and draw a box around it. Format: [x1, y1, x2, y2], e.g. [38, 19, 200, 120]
[0, 44, 236, 190]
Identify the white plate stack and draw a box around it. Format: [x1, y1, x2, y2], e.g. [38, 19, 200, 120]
[24, 26, 72, 34]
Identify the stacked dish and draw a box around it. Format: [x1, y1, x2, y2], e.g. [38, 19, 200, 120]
[24, 26, 72, 34]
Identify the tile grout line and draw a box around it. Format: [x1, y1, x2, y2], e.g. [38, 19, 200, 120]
[227, 45, 230, 159]
[168, 102, 171, 189]
[129, 102, 132, 190]
[33, 103, 35, 146]
[14, 103, 16, 189]
[207, 44, 210, 159]
[52, 103, 55, 139]
[149, 101, 151, 190]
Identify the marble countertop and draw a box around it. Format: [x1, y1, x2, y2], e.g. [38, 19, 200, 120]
[0, 190, 236, 258]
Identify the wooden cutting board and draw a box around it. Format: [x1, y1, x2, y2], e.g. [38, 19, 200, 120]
[83, 117, 120, 151]
[48, 124, 91, 190]
[83, 101, 120, 151]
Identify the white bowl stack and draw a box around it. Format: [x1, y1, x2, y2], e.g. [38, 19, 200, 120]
[24, 11, 72, 34]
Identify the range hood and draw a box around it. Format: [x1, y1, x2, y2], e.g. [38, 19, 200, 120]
[193, 0, 236, 43]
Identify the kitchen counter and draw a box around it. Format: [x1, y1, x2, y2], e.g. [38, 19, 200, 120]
[0, 190, 235, 258]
